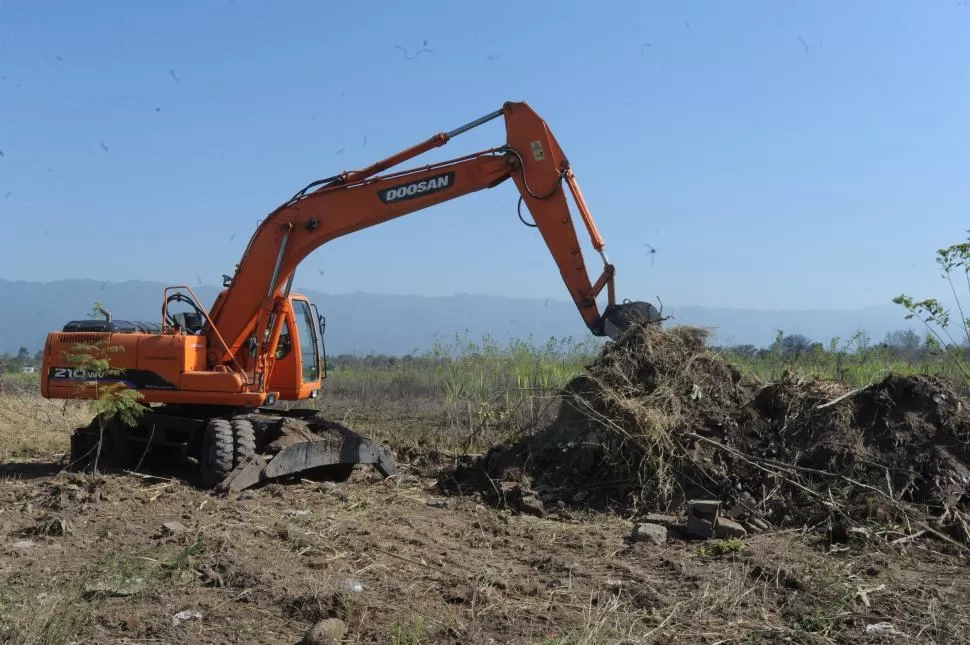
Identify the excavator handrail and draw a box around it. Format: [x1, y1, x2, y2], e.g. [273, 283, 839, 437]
[162, 285, 247, 378]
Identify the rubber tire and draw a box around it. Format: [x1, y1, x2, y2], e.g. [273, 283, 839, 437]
[199, 418, 235, 489]
[231, 419, 256, 468]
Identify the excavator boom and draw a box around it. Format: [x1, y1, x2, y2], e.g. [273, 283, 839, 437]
[208, 102, 657, 370]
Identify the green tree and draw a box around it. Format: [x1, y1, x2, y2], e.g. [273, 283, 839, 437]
[894, 233, 970, 379]
[66, 302, 147, 471]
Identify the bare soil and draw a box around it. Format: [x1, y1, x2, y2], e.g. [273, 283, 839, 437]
[2, 459, 969, 644]
[3, 325, 970, 643]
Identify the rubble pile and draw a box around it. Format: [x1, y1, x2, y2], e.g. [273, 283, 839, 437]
[447, 322, 970, 534]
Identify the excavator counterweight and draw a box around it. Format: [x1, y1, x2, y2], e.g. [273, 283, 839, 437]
[41, 101, 660, 492]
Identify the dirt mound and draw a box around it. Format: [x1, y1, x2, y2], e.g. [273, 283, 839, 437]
[445, 323, 970, 535]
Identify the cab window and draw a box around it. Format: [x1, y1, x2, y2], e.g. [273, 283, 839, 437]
[293, 300, 320, 382]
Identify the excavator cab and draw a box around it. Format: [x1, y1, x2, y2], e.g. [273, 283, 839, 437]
[266, 294, 325, 400]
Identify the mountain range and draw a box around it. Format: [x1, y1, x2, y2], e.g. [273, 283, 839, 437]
[0, 278, 925, 356]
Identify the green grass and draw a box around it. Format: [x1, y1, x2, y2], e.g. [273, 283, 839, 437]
[322, 329, 965, 409]
[723, 344, 965, 387]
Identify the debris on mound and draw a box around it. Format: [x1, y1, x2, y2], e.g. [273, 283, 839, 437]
[442, 322, 970, 536]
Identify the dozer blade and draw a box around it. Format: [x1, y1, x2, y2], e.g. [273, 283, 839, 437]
[216, 416, 397, 494]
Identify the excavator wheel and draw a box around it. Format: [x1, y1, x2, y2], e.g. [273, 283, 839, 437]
[231, 418, 257, 468]
[199, 418, 235, 489]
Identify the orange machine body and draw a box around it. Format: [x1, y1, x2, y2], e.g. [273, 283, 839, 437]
[41, 292, 324, 408]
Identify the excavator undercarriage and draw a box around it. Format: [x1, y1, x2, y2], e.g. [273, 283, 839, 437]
[68, 405, 397, 493]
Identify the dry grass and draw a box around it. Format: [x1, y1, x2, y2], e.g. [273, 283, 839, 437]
[0, 390, 88, 462]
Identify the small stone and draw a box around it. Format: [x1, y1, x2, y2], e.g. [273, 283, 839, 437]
[571, 490, 589, 504]
[714, 518, 747, 539]
[686, 499, 720, 539]
[162, 521, 187, 534]
[171, 609, 201, 626]
[426, 499, 449, 509]
[519, 495, 545, 517]
[341, 579, 364, 594]
[303, 618, 346, 645]
[642, 513, 680, 527]
[238, 490, 255, 500]
[631, 522, 667, 545]
[12, 540, 35, 549]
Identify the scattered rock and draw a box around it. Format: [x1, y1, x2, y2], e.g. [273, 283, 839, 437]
[12, 540, 35, 549]
[303, 618, 346, 645]
[162, 521, 188, 534]
[426, 499, 449, 509]
[285, 509, 311, 517]
[642, 513, 681, 527]
[714, 518, 747, 539]
[341, 579, 364, 594]
[171, 609, 202, 626]
[631, 522, 667, 545]
[686, 500, 719, 539]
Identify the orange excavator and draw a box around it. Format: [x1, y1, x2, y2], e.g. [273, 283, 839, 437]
[40, 101, 660, 492]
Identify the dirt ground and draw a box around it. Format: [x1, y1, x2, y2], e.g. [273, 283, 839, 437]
[3, 323, 970, 644]
[1, 411, 969, 644]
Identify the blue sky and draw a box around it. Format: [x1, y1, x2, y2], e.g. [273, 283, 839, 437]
[1, 0, 968, 311]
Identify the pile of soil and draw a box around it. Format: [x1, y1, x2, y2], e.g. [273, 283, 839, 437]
[444, 323, 970, 534]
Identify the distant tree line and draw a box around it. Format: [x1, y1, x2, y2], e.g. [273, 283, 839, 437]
[716, 328, 944, 360]
[0, 346, 43, 373]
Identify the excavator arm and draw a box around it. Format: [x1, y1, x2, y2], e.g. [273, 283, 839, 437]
[207, 101, 659, 367]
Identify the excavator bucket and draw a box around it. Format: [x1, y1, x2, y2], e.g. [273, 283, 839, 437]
[601, 301, 662, 339]
[216, 414, 397, 494]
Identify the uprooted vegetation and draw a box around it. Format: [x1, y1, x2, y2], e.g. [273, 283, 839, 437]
[449, 322, 970, 545]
